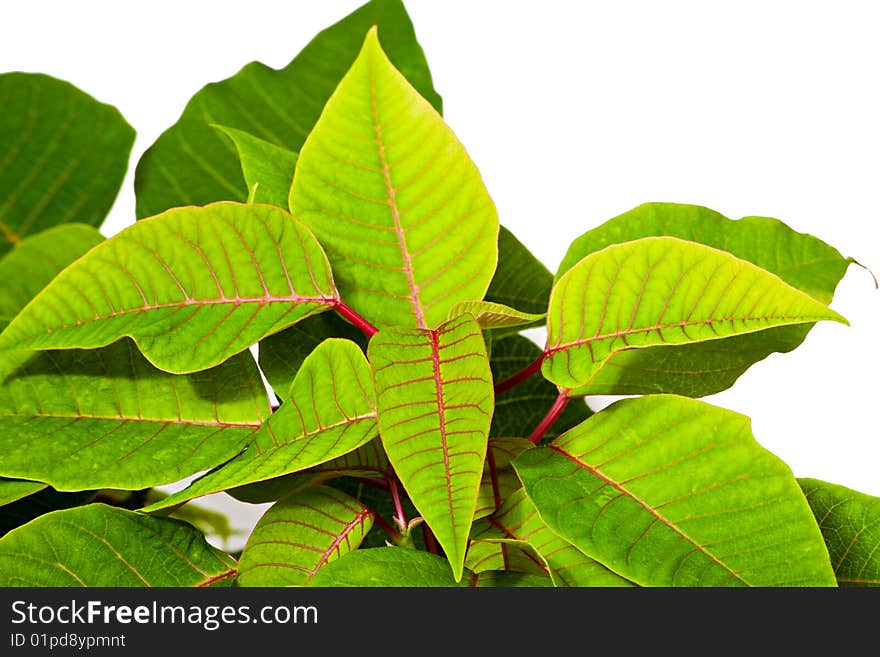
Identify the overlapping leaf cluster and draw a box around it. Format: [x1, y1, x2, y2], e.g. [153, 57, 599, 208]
[0, 0, 876, 587]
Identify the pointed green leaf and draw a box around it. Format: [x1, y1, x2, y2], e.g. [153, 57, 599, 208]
[0, 223, 270, 491]
[238, 486, 373, 586]
[448, 301, 545, 330]
[470, 488, 634, 587]
[145, 339, 377, 511]
[0, 202, 338, 373]
[490, 335, 591, 440]
[486, 225, 554, 316]
[0, 504, 236, 586]
[0, 72, 134, 252]
[0, 342, 268, 491]
[215, 126, 298, 207]
[554, 203, 854, 396]
[309, 547, 466, 587]
[0, 488, 94, 538]
[514, 395, 837, 587]
[475, 437, 533, 520]
[369, 313, 493, 580]
[292, 28, 499, 329]
[135, 0, 440, 217]
[0, 479, 47, 507]
[0, 224, 104, 331]
[227, 439, 392, 504]
[800, 478, 880, 587]
[258, 312, 367, 400]
[544, 236, 847, 390]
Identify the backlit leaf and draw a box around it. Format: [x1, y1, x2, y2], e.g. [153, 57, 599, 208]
[0, 202, 338, 374]
[309, 547, 466, 587]
[238, 486, 373, 586]
[0, 72, 134, 253]
[227, 439, 391, 504]
[292, 28, 498, 329]
[554, 203, 853, 396]
[0, 504, 236, 586]
[0, 342, 268, 491]
[448, 300, 544, 330]
[800, 478, 880, 587]
[0, 479, 46, 507]
[369, 313, 493, 580]
[514, 395, 837, 586]
[145, 339, 377, 511]
[215, 126, 297, 207]
[544, 236, 847, 390]
[0, 223, 269, 491]
[470, 488, 634, 587]
[134, 0, 440, 217]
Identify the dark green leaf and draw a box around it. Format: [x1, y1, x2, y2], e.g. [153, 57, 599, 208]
[134, 0, 440, 217]
[800, 478, 880, 587]
[0, 72, 134, 252]
[553, 202, 853, 396]
[490, 335, 591, 440]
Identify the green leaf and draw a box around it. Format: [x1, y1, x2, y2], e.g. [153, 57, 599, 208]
[238, 486, 373, 586]
[214, 126, 298, 207]
[544, 236, 847, 390]
[469, 570, 553, 587]
[291, 28, 498, 329]
[226, 439, 391, 504]
[369, 313, 493, 580]
[0, 488, 94, 538]
[0, 224, 269, 491]
[470, 488, 634, 587]
[490, 335, 591, 440]
[465, 537, 549, 578]
[486, 226, 554, 316]
[134, 0, 440, 217]
[475, 437, 533, 520]
[0, 202, 338, 374]
[553, 203, 853, 396]
[0, 224, 104, 331]
[448, 301, 545, 330]
[0, 342, 268, 491]
[0, 72, 134, 253]
[514, 395, 837, 587]
[258, 312, 367, 400]
[0, 479, 46, 507]
[145, 339, 377, 511]
[309, 547, 466, 587]
[0, 504, 236, 586]
[800, 478, 880, 587]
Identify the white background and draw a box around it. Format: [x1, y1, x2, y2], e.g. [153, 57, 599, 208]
[2, 1, 878, 549]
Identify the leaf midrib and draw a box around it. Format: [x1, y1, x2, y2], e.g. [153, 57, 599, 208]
[549, 444, 749, 586]
[2, 410, 261, 429]
[548, 311, 836, 355]
[368, 49, 425, 329]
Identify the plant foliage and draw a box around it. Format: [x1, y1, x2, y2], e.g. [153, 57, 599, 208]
[0, 0, 875, 588]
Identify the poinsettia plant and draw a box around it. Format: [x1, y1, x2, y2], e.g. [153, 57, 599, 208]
[0, 0, 877, 588]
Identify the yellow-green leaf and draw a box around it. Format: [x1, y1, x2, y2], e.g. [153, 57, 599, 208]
[291, 28, 498, 329]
